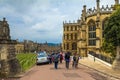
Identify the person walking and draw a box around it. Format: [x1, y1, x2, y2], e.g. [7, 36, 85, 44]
[60, 51, 63, 63]
[76, 54, 80, 68]
[53, 52, 60, 69]
[72, 53, 77, 68]
[65, 52, 71, 69]
[72, 53, 80, 69]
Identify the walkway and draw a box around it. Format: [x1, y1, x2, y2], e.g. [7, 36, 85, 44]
[79, 55, 120, 80]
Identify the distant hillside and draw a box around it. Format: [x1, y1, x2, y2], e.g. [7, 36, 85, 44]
[47, 43, 61, 46]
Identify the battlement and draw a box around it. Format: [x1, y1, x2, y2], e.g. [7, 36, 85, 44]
[86, 5, 113, 17]
[63, 19, 81, 25]
[86, 7, 97, 17]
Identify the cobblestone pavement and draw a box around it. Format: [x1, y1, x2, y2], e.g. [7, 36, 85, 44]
[16, 62, 108, 80]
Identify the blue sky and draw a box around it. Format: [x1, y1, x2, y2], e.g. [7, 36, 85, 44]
[0, 0, 115, 43]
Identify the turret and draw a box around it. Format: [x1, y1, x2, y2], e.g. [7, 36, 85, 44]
[115, 0, 119, 5]
[96, 0, 100, 12]
[3, 17, 6, 21]
[81, 5, 86, 22]
[83, 5, 86, 14]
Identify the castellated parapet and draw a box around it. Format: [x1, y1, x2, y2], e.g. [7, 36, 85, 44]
[86, 5, 113, 17]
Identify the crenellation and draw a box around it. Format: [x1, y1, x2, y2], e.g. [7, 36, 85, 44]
[86, 5, 113, 17]
[86, 7, 97, 17]
[100, 5, 113, 13]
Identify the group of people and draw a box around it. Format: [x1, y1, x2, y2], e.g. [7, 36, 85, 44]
[52, 51, 80, 69]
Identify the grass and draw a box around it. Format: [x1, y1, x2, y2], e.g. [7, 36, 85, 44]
[16, 53, 37, 72]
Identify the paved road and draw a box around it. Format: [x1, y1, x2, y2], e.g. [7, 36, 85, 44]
[19, 62, 106, 80]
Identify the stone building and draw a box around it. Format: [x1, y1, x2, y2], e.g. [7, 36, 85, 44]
[23, 40, 38, 53]
[0, 18, 21, 77]
[37, 42, 61, 53]
[15, 41, 24, 54]
[62, 20, 80, 54]
[62, 0, 119, 56]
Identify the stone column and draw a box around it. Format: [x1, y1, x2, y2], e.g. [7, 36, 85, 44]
[0, 46, 9, 77]
[96, 18, 101, 54]
[112, 46, 120, 70]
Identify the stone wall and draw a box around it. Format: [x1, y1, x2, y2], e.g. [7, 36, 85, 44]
[0, 44, 21, 77]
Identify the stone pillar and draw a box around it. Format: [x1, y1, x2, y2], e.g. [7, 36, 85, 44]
[81, 23, 87, 57]
[96, 0, 100, 10]
[0, 43, 21, 78]
[112, 46, 120, 70]
[0, 46, 9, 77]
[96, 18, 101, 54]
[96, 0, 101, 54]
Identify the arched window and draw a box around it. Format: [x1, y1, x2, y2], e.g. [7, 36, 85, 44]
[88, 19, 96, 46]
[72, 42, 77, 50]
[102, 18, 108, 38]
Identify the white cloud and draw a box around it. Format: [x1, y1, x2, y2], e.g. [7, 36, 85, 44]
[0, 0, 116, 43]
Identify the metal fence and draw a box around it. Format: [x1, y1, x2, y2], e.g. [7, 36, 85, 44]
[88, 51, 113, 64]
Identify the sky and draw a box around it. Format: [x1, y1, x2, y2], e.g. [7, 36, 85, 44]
[0, 0, 115, 43]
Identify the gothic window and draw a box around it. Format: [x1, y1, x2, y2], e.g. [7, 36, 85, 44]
[88, 19, 96, 46]
[72, 42, 77, 50]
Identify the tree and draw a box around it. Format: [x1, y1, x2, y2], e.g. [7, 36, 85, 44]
[103, 6, 120, 70]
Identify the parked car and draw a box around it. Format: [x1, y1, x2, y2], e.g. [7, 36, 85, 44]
[36, 52, 49, 65]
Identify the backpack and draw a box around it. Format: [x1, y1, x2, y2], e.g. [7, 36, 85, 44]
[53, 54, 59, 62]
[65, 53, 70, 59]
[73, 56, 76, 61]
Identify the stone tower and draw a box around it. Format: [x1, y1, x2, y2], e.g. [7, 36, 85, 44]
[0, 18, 21, 77]
[115, 0, 119, 5]
[0, 18, 11, 40]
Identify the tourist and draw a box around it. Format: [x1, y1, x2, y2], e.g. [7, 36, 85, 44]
[60, 51, 63, 63]
[65, 52, 71, 69]
[53, 52, 60, 69]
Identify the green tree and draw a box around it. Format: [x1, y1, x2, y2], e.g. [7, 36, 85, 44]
[103, 6, 120, 56]
[103, 6, 120, 70]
